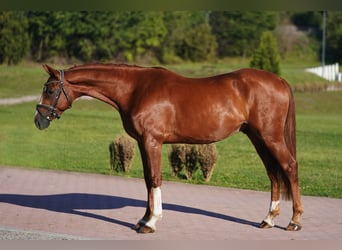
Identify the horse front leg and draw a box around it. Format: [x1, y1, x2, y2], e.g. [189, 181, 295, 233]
[135, 137, 163, 233]
[260, 178, 281, 229]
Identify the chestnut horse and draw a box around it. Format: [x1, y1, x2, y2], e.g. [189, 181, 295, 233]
[34, 63, 303, 233]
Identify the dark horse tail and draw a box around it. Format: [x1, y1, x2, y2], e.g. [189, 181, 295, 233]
[284, 83, 297, 159]
[279, 80, 297, 200]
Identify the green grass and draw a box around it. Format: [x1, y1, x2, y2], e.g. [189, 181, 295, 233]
[0, 100, 119, 174]
[0, 63, 46, 98]
[0, 62, 341, 198]
[296, 114, 342, 197]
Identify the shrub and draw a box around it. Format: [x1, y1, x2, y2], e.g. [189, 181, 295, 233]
[250, 31, 281, 75]
[184, 145, 199, 180]
[197, 144, 218, 182]
[168, 143, 218, 181]
[109, 135, 135, 173]
[169, 144, 186, 177]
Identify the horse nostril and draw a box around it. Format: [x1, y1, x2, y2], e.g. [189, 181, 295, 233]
[34, 117, 41, 130]
[34, 114, 50, 130]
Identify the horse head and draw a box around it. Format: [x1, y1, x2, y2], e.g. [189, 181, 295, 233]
[34, 64, 72, 130]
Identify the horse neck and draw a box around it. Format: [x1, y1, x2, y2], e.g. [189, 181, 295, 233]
[66, 65, 136, 111]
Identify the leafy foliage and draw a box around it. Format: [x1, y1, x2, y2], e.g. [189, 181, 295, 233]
[325, 11, 342, 64]
[197, 144, 218, 182]
[1, 11, 342, 65]
[274, 24, 318, 61]
[168, 144, 218, 181]
[0, 11, 30, 65]
[109, 135, 135, 173]
[250, 31, 281, 75]
[209, 11, 278, 57]
[179, 23, 217, 62]
[291, 11, 322, 31]
[157, 11, 217, 63]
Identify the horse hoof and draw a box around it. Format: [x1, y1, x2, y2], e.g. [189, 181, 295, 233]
[133, 222, 141, 231]
[286, 222, 302, 231]
[259, 220, 273, 229]
[135, 225, 155, 234]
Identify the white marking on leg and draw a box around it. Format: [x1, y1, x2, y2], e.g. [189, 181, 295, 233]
[263, 200, 280, 227]
[270, 200, 280, 211]
[145, 187, 163, 230]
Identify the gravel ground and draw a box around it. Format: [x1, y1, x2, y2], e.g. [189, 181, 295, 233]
[0, 226, 93, 240]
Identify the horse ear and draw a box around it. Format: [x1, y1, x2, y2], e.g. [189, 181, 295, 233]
[42, 64, 59, 78]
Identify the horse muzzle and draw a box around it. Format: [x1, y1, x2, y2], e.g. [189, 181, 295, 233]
[34, 112, 51, 130]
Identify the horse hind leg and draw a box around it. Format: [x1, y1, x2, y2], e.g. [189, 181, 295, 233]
[243, 127, 282, 229]
[263, 139, 304, 231]
[283, 155, 303, 231]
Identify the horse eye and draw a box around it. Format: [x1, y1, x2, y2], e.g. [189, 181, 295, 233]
[47, 89, 55, 95]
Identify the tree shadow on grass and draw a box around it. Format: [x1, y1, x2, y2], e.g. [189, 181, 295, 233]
[0, 193, 262, 230]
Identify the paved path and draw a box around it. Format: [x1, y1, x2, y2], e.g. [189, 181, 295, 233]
[0, 166, 341, 240]
[0, 95, 40, 105]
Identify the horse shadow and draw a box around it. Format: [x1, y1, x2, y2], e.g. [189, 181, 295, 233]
[0, 193, 262, 230]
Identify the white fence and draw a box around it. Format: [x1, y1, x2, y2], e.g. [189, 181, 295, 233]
[305, 63, 342, 82]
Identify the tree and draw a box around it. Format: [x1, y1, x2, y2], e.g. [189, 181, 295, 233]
[27, 11, 75, 61]
[176, 22, 217, 62]
[291, 11, 322, 31]
[274, 24, 316, 60]
[325, 11, 342, 64]
[160, 11, 191, 63]
[111, 11, 167, 62]
[0, 11, 30, 65]
[209, 11, 278, 57]
[60, 11, 118, 62]
[161, 11, 217, 63]
[250, 31, 281, 75]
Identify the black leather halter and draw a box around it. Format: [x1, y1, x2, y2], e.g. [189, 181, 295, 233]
[36, 70, 72, 121]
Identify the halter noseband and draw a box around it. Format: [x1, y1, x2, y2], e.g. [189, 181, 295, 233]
[36, 70, 72, 121]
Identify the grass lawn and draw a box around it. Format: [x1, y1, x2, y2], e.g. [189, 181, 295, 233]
[0, 63, 46, 98]
[0, 62, 341, 198]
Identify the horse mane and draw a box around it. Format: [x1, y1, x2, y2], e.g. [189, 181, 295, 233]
[68, 63, 168, 72]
